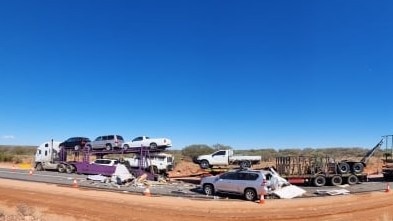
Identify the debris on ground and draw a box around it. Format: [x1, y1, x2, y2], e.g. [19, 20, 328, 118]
[315, 189, 350, 196]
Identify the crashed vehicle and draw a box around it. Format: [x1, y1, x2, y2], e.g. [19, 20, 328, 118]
[200, 169, 268, 201]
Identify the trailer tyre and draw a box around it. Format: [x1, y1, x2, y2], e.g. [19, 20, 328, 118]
[58, 164, 66, 173]
[66, 165, 75, 174]
[331, 175, 343, 186]
[313, 176, 326, 187]
[200, 160, 210, 169]
[338, 162, 350, 174]
[35, 163, 43, 171]
[347, 174, 359, 185]
[244, 188, 257, 201]
[240, 160, 251, 169]
[352, 163, 364, 173]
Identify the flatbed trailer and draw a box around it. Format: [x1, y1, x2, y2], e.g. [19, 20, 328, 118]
[276, 156, 367, 187]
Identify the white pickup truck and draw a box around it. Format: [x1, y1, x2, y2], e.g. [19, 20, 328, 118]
[122, 136, 172, 150]
[124, 153, 174, 174]
[194, 149, 261, 169]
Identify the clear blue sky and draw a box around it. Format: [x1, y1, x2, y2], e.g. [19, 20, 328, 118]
[1, 1, 392, 149]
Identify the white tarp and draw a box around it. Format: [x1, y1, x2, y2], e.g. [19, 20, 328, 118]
[272, 185, 307, 199]
[110, 164, 134, 184]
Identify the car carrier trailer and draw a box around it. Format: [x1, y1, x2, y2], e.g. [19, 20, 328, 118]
[34, 140, 166, 180]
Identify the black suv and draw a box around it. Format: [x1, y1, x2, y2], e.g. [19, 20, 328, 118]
[59, 137, 91, 151]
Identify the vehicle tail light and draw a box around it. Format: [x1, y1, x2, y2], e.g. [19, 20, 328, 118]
[262, 178, 267, 186]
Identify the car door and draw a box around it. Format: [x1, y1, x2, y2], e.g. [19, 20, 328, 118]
[131, 137, 144, 147]
[94, 136, 104, 149]
[215, 172, 237, 192]
[211, 150, 228, 166]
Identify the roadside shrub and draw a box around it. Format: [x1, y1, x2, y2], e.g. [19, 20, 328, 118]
[181, 145, 214, 160]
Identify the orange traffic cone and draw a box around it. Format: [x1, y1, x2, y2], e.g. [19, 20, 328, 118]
[28, 169, 33, 176]
[386, 183, 390, 193]
[143, 186, 151, 197]
[259, 194, 265, 205]
[73, 178, 78, 188]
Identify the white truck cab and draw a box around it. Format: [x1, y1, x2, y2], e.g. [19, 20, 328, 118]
[34, 140, 62, 171]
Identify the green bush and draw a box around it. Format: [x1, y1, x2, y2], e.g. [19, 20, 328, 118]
[181, 145, 214, 160]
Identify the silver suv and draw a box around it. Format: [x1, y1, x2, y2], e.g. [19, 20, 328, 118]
[86, 135, 124, 151]
[200, 169, 268, 201]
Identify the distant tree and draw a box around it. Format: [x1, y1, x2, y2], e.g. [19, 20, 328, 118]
[181, 145, 214, 160]
[212, 144, 232, 150]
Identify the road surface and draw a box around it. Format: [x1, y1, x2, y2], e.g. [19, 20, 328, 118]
[1, 178, 393, 221]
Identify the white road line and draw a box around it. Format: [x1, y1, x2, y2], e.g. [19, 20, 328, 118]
[0, 170, 79, 179]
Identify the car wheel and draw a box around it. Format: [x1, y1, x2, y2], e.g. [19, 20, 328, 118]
[203, 184, 214, 196]
[149, 143, 158, 149]
[123, 144, 129, 150]
[240, 161, 251, 169]
[74, 145, 80, 151]
[244, 188, 257, 201]
[106, 144, 112, 151]
[200, 160, 210, 169]
[35, 163, 43, 171]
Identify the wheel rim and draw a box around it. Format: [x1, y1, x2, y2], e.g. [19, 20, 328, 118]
[124, 145, 128, 149]
[150, 143, 157, 149]
[106, 145, 111, 150]
[204, 185, 212, 195]
[245, 190, 255, 200]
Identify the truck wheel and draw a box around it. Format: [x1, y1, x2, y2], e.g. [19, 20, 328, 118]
[58, 164, 66, 173]
[123, 144, 129, 150]
[240, 161, 251, 169]
[149, 143, 158, 149]
[35, 163, 43, 171]
[338, 162, 350, 174]
[330, 175, 343, 186]
[313, 176, 326, 187]
[352, 163, 364, 173]
[203, 184, 214, 196]
[200, 160, 210, 169]
[106, 144, 112, 151]
[66, 165, 75, 174]
[244, 188, 257, 201]
[347, 174, 359, 185]
[74, 145, 80, 151]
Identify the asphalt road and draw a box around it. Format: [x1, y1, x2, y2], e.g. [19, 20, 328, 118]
[0, 168, 388, 199]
